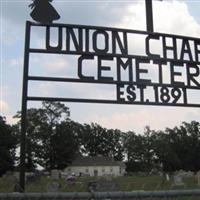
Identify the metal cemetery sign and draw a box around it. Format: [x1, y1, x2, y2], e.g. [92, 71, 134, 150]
[27, 22, 200, 107]
[19, 0, 200, 192]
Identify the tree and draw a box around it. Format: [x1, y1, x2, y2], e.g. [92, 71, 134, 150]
[123, 131, 145, 172]
[14, 107, 49, 171]
[151, 130, 181, 172]
[0, 116, 17, 176]
[142, 126, 155, 172]
[168, 126, 190, 171]
[105, 129, 124, 161]
[169, 121, 200, 171]
[124, 127, 156, 173]
[15, 101, 73, 171]
[181, 121, 200, 171]
[152, 122, 200, 172]
[81, 123, 124, 161]
[36, 101, 70, 170]
[51, 120, 82, 169]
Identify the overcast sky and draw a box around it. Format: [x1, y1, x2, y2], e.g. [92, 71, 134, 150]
[1, 0, 200, 134]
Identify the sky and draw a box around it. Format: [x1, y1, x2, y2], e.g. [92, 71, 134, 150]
[1, 0, 200, 134]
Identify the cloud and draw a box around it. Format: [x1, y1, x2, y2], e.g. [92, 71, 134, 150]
[30, 54, 69, 73]
[0, 100, 10, 114]
[0, 100, 18, 124]
[5, 115, 18, 125]
[2, 1, 29, 25]
[116, 1, 146, 30]
[29, 82, 55, 97]
[1, 1, 28, 46]
[111, 0, 200, 37]
[86, 107, 200, 133]
[9, 58, 23, 67]
[154, 1, 200, 37]
[56, 1, 137, 27]
[2, 0, 200, 132]
[28, 80, 115, 100]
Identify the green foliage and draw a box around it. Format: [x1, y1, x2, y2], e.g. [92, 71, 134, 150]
[124, 122, 200, 173]
[10, 100, 200, 174]
[0, 116, 17, 176]
[51, 120, 82, 169]
[80, 123, 124, 161]
[14, 102, 73, 171]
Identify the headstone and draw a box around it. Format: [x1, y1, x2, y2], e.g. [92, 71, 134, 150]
[104, 176, 112, 181]
[197, 171, 200, 186]
[184, 171, 193, 178]
[173, 175, 184, 186]
[166, 174, 170, 181]
[88, 180, 119, 192]
[176, 170, 193, 178]
[47, 182, 60, 192]
[88, 181, 98, 192]
[51, 170, 60, 179]
[61, 172, 67, 179]
[100, 181, 119, 191]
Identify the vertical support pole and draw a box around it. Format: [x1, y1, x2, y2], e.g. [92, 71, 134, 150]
[145, 0, 154, 32]
[19, 21, 31, 192]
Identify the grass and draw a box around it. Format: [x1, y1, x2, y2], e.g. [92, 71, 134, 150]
[0, 177, 14, 193]
[0, 175, 199, 194]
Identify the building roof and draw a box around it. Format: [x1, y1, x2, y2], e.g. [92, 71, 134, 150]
[69, 156, 124, 167]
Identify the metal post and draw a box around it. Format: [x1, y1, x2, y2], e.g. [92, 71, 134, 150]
[145, 0, 154, 32]
[19, 21, 31, 192]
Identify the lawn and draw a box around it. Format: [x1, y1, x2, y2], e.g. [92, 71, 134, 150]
[0, 174, 199, 193]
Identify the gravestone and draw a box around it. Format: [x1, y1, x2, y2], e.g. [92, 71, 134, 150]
[99, 181, 119, 191]
[104, 176, 112, 181]
[88, 180, 119, 192]
[173, 175, 184, 186]
[47, 182, 60, 192]
[177, 170, 193, 178]
[183, 171, 193, 178]
[51, 170, 60, 179]
[197, 171, 200, 186]
[166, 174, 170, 181]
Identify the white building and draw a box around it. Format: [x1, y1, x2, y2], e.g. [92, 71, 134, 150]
[65, 156, 126, 177]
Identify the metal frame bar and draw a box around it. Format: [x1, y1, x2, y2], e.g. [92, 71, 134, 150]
[145, 0, 154, 32]
[29, 76, 200, 90]
[20, 21, 31, 192]
[29, 49, 200, 65]
[27, 96, 200, 108]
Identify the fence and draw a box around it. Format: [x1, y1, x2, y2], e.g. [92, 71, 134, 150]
[1, 190, 200, 200]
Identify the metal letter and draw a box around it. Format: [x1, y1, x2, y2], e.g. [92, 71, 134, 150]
[46, 26, 63, 51]
[66, 28, 83, 53]
[146, 34, 160, 58]
[78, 55, 95, 81]
[97, 56, 114, 81]
[93, 30, 109, 54]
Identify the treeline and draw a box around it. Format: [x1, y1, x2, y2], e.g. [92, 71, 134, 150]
[1, 101, 200, 176]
